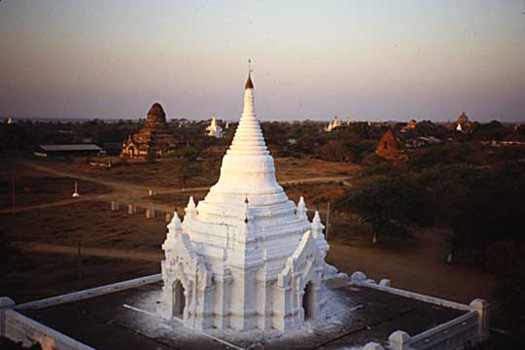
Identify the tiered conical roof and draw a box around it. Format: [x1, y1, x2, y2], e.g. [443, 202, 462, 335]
[227, 74, 269, 157]
[201, 72, 289, 208]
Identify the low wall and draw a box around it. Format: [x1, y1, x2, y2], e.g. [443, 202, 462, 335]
[403, 311, 478, 350]
[2, 271, 489, 350]
[15, 273, 161, 311]
[1, 275, 162, 349]
[3, 309, 95, 350]
[351, 271, 490, 350]
[387, 312, 479, 350]
[364, 282, 471, 311]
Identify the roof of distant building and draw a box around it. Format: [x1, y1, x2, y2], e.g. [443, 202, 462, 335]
[121, 102, 177, 157]
[147, 103, 166, 121]
[458, 111, 469, 124]
[39, 144, 102, 152]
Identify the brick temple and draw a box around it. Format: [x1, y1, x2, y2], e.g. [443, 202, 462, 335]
[121, 103, 177, 159]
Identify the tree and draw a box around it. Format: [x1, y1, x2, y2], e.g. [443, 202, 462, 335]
[317, 140, 352, 162]
[175, 147, 201, 161]
[173, 161, 202, 188]
[170, 146, 203, 188]
[453, 163, 525, 349]
[414, 120, 450, 139]
[409, 142, 486, 170]
[335, 174, 426, 243]
[449, 163, 525, 263]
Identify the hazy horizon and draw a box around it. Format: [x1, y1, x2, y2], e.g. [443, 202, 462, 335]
[5, 114, 524, 125]
[1, 1, 524, 122]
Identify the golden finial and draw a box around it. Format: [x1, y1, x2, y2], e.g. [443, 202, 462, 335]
[245, 59, 254, 89]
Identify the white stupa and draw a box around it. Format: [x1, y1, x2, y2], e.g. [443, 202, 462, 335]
[158, 68, 337, 332]
[324, 117, 343, 132]
[206, 116, 224, 138]
[72, 181, 80, 198]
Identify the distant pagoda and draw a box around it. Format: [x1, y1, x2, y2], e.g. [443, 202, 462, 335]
[376, 129, 401, 160]
[376, 129, 408, 171]
[325, 117, 343, 132]
[121, 103, 177, 159]
[206, 116, 224, 138]
[455, 110, 470, 132]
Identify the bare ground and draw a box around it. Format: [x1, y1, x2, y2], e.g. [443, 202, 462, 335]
[327, 231, 494, 304]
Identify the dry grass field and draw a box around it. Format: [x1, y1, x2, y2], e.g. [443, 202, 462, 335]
[1, 200, 164, 303]
[0, 160, 110, 210]
[22, 156, 359, 190]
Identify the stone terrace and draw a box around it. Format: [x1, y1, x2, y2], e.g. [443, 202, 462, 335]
[18, 282, 465, 350]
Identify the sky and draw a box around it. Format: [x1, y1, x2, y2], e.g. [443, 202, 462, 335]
[0, 0, 524, 122]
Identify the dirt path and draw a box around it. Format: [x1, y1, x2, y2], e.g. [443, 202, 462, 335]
[328, 231, 495, 304]
[0, 194, 106, 214]
[28, 162, 350, 194]
[24, 242, 161, 262]
[20, 162, 350, 214]
[21, 228, 494, 306]
[28, 162, 162, 193]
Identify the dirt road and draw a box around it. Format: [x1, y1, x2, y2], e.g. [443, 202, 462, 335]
[0, 194, 106, 214]
[24, 242, 161, 262]
[21, 230, 494, 305]
[28, 162, 350, 193]
[23, 162, 350, 213]
[328, 231, 495, 304]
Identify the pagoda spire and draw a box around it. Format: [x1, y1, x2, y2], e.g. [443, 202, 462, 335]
[227, 61, 268, 157]
[245, 59, 254, 89]
[202, 63, 285, 204]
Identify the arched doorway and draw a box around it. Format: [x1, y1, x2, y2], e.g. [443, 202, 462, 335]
[173, 280, 185, 317]
[302, 281, 314, 320]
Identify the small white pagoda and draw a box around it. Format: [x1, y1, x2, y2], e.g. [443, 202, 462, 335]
[158, 68, 337, 332]
[206, 116, 224, 138]
[324, 117, 343, 132]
